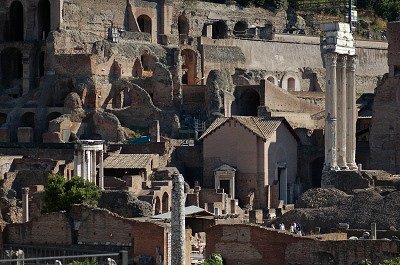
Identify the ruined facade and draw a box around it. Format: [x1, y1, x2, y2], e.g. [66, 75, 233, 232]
[0, 0, 388, 146]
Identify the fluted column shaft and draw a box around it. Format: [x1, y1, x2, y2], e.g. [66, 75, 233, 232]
[346, 56, 358, 170]
[337, 55, 349, 169]
[324, 53, 339, 171]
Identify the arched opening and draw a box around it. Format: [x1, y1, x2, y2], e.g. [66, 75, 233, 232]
[109, 61, 122, 79]
[0, 113, 7, 127]
[212, 20, 228, 39]
[162, 192, 169, 213]
[7, 1, 24, 41]
[288, 77, 296, 91]
[154, 196, 161, 215]
[21, 112, 35, 128]
[38, 0, 51, 40]
[137, 15, 152, 35]
[141, 52, 157, 77]
[233, 21, 247, 37]
[132, 59, 143, 78]
[178, 15, 189, 36]
[311, 157, 324, 188]
[0, 48, 23, 93]
[232, 88, 260, 117]
[181, 49, 197, 85]
[39, 51, 45, 77]
[113, 91, 124, 108]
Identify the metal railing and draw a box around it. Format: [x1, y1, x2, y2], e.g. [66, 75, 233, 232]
[0, 251, 128, 265]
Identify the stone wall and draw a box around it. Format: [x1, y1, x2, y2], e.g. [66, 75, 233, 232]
[5, 212, 73, 245]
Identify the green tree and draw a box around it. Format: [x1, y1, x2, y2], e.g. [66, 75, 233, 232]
[202, 253, 224, 265]
[380, 257, 400, 265]
[42, 174, 100, 213]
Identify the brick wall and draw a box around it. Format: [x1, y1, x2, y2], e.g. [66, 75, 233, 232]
[5, 212, 73, 245]
[206, 224, 314, 265]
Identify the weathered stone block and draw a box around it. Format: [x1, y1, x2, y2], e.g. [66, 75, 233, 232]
[17, 127, 33, 143]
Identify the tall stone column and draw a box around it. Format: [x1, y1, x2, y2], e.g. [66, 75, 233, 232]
[91, 151, 97, 185]
[336, 55, 349, 169]
[22, 187, 29, 222]
[99, 150, 104, 190]
[171, 173, 186, 265]
[324, 53, 339, 171]
[346, 56, 358, 170]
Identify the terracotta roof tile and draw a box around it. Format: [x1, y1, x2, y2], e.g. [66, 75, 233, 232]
[102, 154, 155, 169]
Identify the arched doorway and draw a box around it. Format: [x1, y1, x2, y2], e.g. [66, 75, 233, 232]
[162, 192, 169, 213]
[288, 77, 296, 91]
[0, 113, 7, 127]
[311, 157, 324, 188]
[21, 112, 35, 128]
[141, 52, 157, 77]
[232, 88, 260, 116]
[233, 21, 247, 37]
[212, 20, 228, 39]
[109, 61, 122, 79]
[38, 0, 51, 40]
[181, 49, 197, 85]
[0, 48, 23, 90]
[154, 196, 161, 215]
[8, 1, 24, 41]
[178, 15, 189, 36]
[137, 15, 152, 34]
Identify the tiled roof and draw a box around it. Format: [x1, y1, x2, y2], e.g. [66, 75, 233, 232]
[102, 154, 155, 169]
[199, 116, 286, 141]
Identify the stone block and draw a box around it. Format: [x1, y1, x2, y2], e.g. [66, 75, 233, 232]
[17, 127, 33, 143]
[249, 209, 263, 224]
[0, 128, 10, 142]
[42, 132, 63, 143]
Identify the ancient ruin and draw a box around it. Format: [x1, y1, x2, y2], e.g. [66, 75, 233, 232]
[0, 0, 399, 264]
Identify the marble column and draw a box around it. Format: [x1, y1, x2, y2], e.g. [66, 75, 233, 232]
[324, 53, 339, 171]
[22, 187, 29, 222]
[91, 151, 97, 185]
[82, 151, 88, 181]
[99, 150, 104, 190]
[346, 56, 358, 170]
[336, 55, 349, 169]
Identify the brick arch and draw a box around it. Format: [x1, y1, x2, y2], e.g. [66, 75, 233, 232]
[266, 75, 278, 86]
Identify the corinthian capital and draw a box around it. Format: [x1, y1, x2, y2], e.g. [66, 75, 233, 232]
[325, 53, 338, 67]
[337, 55, 347, 68]
[347, 55, 357, 71]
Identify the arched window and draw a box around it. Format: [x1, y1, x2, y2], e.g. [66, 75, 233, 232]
[137, 15, 152, 35]
[7, 1, 24, 41]
[288, 77, 296, 91]
[154, 196, 161, 215]
[162, 192, 169, 213]
[178, 15, 189, 36]
[21, 112, 35, 128]
[38, 0, 51, 40]
[212, 20, 228, 39]
[233, 21, 247, 37]
[1, 48, 23, 91]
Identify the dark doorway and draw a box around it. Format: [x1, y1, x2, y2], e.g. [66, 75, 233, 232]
[137, 15, 152, 34]
[311, 157, 324, 188]
[181, 49, 197, 85]
[178, 15, 189, 36]
[0, 113, 7, 127]
[212, 20, 228, 39]
[21, 112, 35, 128]
[162, 192, 169, 213]
[38, 0, 51, 40]
[233, 21, 247, 37]
[8, 1, 24, 41]
[220, 180, 230, 196]
[1, 48, 23, 89]
[288, 77, 296, 91]
[232, 88, 260, 116]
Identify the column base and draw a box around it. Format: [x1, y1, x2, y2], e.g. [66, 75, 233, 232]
[346, 163, 358, 171]
[323, 163, 340, 172]
[338, 164, 349, 170]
